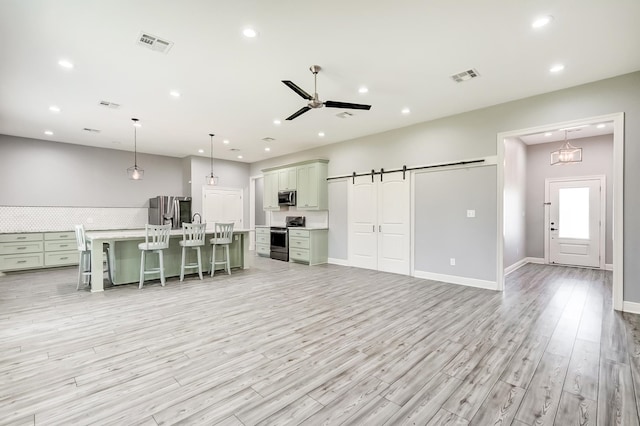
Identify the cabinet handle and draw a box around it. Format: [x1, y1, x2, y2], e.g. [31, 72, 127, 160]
[60, 257, 68, 260]
[17, 236, 26, 240]
[17, 260, 26, 263]
[60, 244, 69, 247]
[372, 225, 375, 232]
[379, 225, 382, 232]
[17, 247, 27, 250]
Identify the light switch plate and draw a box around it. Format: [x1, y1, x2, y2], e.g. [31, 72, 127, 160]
[466, 209, 476, 218]
[450, 258, 456, 266]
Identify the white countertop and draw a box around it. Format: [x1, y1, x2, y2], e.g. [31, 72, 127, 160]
[86, 228, 250, 240]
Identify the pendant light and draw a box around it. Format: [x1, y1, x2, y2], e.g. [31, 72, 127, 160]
[550, 130, 582, 165]
[206, 133, 218, 185]
[127, 118, 144, 180]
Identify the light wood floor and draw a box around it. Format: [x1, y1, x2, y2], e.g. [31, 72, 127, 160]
[0, 256, 639, 425]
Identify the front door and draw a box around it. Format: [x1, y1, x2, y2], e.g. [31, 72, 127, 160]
[547, 177, 604, 268]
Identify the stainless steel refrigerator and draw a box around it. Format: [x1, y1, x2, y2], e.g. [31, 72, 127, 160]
[148, 196, 192, 229]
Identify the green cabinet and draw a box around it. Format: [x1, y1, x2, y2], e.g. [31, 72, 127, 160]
[255, 226, 270, 257]
[263, 171, 280, 210]
[296, 161, 328, 210]
[278, 167, 297, 191]
[262, 159, 328, 211]
[289, 228, 328, 265]
[0, 231, 78, 271]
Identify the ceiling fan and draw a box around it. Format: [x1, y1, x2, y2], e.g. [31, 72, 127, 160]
[282, 65, 372, 121]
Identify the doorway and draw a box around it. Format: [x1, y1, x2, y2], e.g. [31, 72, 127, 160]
[497, 112, 624, 310]
[202, 187, 244, 229]
[545, 176, 605, 268]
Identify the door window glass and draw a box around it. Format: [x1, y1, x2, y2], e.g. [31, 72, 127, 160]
[559, 187, 589, 239]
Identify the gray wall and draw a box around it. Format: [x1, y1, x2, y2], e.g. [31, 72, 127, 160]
[414, 166, 497, 281]
[250, 71, 640, 301]
[254, 177, 265, 226]
[525, 134, 613, 263]
[503, 137, 527, 269]
[328, 180, 348, 260]
[0, 135, 184, 207]
[188, 156, 251, 228]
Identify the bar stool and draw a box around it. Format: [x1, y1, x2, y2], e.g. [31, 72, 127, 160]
[179, 223, 206, 281]
[74, 224, 112, 290]
[210, 222, 234, 277]
[138, 224, 171, 289]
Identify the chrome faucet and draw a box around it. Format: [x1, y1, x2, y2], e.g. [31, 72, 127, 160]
[192, 213, 202, 223]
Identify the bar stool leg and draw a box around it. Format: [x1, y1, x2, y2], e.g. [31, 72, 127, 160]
[158, 250, 165, 286]
[180, 246, 186, 282]
[211, 245, 217, 277]
[196, 247, 203, 280]
[139, 251, 146, 289]
[225, 245, 231, 275]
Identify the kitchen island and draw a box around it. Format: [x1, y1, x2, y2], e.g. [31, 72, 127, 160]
[86, 228, 250, 292]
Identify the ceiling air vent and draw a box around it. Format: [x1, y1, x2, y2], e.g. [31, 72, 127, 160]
[99, 100, 121, 109]
[336, 112, 354, 119]
[83, 128, 101, 133]
[261, 137, 275, 142]
[137, 32, 174, 54]
[450, 68, 480, 83]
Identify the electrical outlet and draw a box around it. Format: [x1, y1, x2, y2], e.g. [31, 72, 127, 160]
[467, 209, 475, 218]
[450, 258, 456, 266]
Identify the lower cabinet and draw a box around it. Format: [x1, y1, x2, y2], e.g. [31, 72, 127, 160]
[0, 232, 78, 271]
[255, 226, 270, 257]
[288, 229, 328, 265]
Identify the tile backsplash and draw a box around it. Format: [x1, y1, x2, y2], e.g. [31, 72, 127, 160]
[270, 209, 328, 228]
[0, 206, 147, 233]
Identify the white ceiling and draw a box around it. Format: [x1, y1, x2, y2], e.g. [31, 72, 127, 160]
[1, 1, 639, 163]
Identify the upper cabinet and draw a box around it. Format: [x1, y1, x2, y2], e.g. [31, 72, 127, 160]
[297, 161, 328, 210]
[262, 159, 329, 211]
[278, 167, 297, 191]
[263, 171, 280, 210]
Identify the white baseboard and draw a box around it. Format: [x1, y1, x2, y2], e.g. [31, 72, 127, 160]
[413, 270, 498, 291]
[525, 257, 545, 264]
[328, 258, 350, 267]
[605, 263, 614, 271]
[623, 301, 640, 315]
[504, 258, 528, 276]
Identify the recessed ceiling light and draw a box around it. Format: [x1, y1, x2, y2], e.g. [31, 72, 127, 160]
[237, 155, 244, 159]
[265, 147, 271, 152]
[243, 28, 257, 38]
[532, 15, 553, 29]
[273, 119, 281, 125]
[549, 64, 565, 73]
[401, 107, 411, 114]
[358, 86, 368, 94]
[169, 90, 181, 97]
[544, 132, 553, 136]
[223, 139, 230, 144]
[58, 59, 74, 69]
[49, 105, 61, 113]
[318, 132, 325, 137]
[198, 149, 204, 153]
[597, 123, 606, 129]
[44, 130, 53, 136]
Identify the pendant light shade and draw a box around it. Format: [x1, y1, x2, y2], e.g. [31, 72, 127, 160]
[127, 118, 144, 180]
[206, 133, 218, 185]
[551, 130, 582, 165]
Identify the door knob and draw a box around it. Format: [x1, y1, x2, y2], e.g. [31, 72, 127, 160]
[550, 227, 557, 231]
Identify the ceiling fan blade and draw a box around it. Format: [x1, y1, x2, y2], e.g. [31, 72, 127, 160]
[324, 100, 371, 110]
[282, 80, 313, 100]
[285, 106, 312, 121]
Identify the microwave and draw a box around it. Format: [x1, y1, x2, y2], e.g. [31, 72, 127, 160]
[278, 190, 296, 206]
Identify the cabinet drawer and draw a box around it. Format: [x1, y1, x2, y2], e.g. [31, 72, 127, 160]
[256, 244, 270, 256]
[289, 248, 310, 262]
[45, 241, 76, 252]
[0, 233, 43, 243]
[289, 237, 309, 249]
[45, 232, 75, 241]
[256, 227, 270, 236]
[0, 253, 44, 270]
[256, 235, 269, 245]
[45, 251, 79, 266]
[289, 229, 309, 238]
[0, 241, 43, 255]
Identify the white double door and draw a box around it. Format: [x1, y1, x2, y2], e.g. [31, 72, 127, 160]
[546, 176, 604, 268]
[348, 173, 410, 275]
[203, 187, 244, 229]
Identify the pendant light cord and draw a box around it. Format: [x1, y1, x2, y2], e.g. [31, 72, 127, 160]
[209, 133, 215, 176]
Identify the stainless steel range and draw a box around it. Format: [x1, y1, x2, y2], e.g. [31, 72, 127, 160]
[270, 216, 305, 261]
